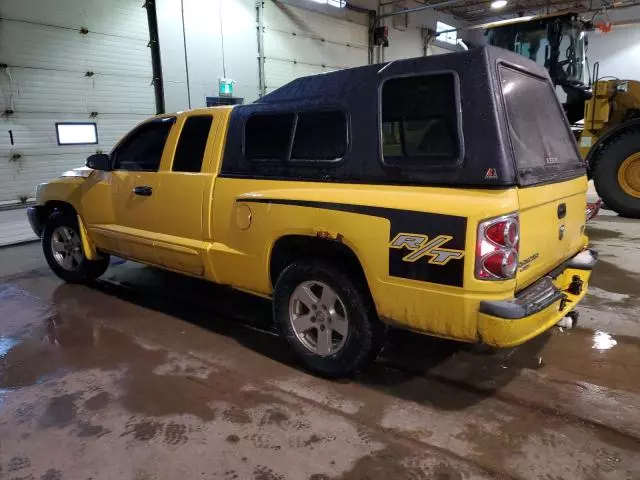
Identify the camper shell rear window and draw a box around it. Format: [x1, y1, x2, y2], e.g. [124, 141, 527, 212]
[499, 65, 585, 185]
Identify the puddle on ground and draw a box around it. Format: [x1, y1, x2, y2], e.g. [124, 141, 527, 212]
[592, 331, 617, 351]
[379, 328, 549, 392]
[0, 284, 56, 337]
[0, 283, 291, 424]
[0, 337, 19, 359]
[380, 322, 640, 394]
[586, 226, 623, 242]
[590, 259, 640, 297]
[533, 327, 640, 391]
[0, 288, 167, 392]
[581, 285, 636, 312]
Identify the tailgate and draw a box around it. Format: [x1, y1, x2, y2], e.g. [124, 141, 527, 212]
[516, 177, 587, 290]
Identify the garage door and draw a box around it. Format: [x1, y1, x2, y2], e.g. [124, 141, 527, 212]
[428, 44, 454, 56]
[0, 0, 155, 204]
[263, 2, 369, 93]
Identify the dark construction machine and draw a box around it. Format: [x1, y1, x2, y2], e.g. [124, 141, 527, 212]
[485, 12, 640, 218]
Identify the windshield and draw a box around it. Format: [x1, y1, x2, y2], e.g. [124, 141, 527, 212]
[486, 17, 586, 85]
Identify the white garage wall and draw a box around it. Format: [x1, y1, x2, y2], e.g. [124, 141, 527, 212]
[262, 1, 369, 93]
[384, 13, 424, 61]
[0, 0, 155, 204]
[157, 0, 468, 110]
[587, 7, 640, 82]
[382, 2, 469, 61]
[156, 0, 260, 111]
[157, 0, 370, 107]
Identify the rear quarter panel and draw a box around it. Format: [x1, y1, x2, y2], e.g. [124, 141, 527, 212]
[210, 178, 521, 342]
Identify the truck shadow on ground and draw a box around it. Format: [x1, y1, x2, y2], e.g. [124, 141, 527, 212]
[79, 262, 548, 411]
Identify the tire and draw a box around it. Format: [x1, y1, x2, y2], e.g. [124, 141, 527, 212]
[42, 211, 110, 283]
[592, 129, 640, 218]
[273, 260, 384, 378]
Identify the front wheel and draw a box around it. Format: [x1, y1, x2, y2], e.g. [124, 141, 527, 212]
[273, 260, 384, 378]
[42, 212, 110, 283]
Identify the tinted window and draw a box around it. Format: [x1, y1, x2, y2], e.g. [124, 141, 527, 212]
[381, 74, 460, 166]
[500, 66, 580, 171]
[245, 113, 294, 161]
[113, 119, 174, 171]
[173, 115, 213, 172]
[291, 111, 347, 161]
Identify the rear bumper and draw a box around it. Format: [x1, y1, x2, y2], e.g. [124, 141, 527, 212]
[26, 206, 46, 238]
[478, 248, 597, 348]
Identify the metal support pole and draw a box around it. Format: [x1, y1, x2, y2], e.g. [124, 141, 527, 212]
[144, 0, 165, 114]
[376, 0, 382, 63]
[256, 1, 266, 96]
[368, 9, 376, 64]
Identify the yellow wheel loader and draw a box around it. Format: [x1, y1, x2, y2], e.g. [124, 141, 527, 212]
[486, 12, 640, 217]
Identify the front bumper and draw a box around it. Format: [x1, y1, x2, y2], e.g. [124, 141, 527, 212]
[26, 206, 46, 238]
[478, 248, 597, 348]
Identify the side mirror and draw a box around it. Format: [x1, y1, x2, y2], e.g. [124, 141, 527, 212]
[86, 153, 111, 171]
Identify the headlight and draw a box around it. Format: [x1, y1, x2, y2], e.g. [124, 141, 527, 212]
[34, 183, 45, 203]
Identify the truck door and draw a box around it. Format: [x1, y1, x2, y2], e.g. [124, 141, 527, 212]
[149, 113, 217, 276]
[87, 117, 175, 264]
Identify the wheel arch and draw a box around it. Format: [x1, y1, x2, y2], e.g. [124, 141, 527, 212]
[42, 201, 99, 260]
[43, 200, 78, 217]
[28, 200, 78, 239]
[269, 235, 372, 297]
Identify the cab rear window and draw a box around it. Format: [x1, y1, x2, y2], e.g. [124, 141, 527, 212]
[499, 66, 583, 181]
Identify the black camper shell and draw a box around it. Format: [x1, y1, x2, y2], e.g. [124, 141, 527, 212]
[220, 45, 585, 188]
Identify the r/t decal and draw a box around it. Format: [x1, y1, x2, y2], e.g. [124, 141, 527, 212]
[390, 233, 465, 265]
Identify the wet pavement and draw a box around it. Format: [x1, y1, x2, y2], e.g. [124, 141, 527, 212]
[1, 210, 639, 480]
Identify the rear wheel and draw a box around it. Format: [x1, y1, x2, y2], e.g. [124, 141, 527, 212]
[273, 260, 384, 378]
[42, 211, 110, 283]
[592, 130, 640, 218]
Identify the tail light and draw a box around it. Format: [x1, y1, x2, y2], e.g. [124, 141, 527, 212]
[476, 214, 519, 280]
[586, 199, 602, 222]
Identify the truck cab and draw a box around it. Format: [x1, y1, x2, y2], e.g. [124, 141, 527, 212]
[28, 46, 596, 377]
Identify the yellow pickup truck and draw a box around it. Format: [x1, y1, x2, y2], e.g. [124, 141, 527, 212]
[28, 46, 596, 377]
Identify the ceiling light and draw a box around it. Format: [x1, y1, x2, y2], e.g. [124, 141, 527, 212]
[491, 0, 508, 9]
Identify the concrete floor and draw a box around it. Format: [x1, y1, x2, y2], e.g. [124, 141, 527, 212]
[1, 210, 639, 480]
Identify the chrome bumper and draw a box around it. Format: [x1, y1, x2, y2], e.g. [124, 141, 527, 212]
[479, 248, 598, 320]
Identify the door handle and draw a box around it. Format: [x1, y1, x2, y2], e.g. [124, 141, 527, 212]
[133, 185, 153, 196]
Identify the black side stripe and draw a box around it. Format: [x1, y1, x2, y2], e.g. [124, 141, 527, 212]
[238, 197, 413, 218]
[237, 197, 467, 287]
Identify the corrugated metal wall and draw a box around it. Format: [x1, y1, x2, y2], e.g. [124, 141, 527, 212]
[156, 0, 443, 110]
[262, 2, 369, 93]
[0, 0, 155, 204]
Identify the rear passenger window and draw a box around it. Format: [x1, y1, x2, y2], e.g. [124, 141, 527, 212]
[291, 111, 347, 161]
[245, 113, 294, 161]
[173, 115, 213, 172]
[381, 73, 461, 167]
